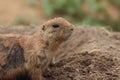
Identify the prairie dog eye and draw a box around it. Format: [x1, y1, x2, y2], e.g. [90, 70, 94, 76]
[42, 25, 45, 31]
[52, 24, 59, 28]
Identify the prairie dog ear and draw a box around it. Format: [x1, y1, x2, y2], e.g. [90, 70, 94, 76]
[42, 25, 45, 31]
[39, 26, 44, 37]
[39, 25, 47, 41]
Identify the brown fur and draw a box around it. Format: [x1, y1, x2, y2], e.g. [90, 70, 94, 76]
[0, 17, 74, 80]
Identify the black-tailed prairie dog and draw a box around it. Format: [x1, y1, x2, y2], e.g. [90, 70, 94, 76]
[0, 17, 74, 80]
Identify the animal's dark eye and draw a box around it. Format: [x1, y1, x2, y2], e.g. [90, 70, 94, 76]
[52, 24, 59, 28]
[42, 25, 45, 31]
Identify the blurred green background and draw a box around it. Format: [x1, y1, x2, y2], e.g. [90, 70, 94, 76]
[0, 0, 120, 31]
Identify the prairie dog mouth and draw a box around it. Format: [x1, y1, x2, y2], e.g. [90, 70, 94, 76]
[68, 31, 73, 37]
[66, 32, 72, 38]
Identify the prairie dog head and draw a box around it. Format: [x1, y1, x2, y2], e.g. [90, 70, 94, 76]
[41, 17, 74, 47]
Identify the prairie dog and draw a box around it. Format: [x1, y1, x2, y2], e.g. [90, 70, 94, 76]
[0, 17, 74, 80]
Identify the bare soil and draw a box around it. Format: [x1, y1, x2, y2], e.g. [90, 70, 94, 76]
[43, 27, 120, 80]
[0, 26, 120, 80]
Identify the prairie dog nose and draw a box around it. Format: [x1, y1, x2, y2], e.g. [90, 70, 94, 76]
[70, 28, 74, 31]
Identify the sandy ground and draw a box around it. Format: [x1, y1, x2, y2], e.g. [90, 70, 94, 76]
[43, 27, 120, 80]
[0, 26, 120, 80]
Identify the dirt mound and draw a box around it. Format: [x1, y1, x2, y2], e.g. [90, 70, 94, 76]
[43, 27, 120, 80]
[0, 26, 120, 80]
